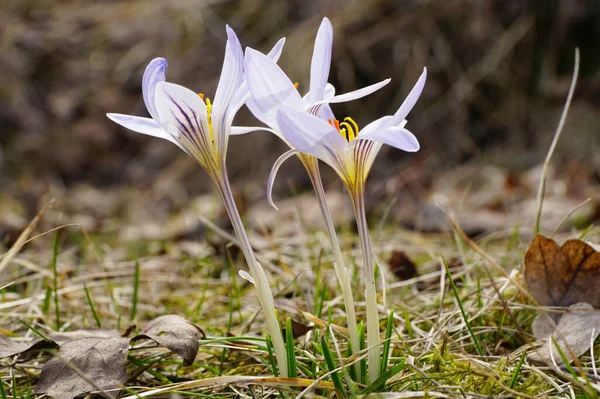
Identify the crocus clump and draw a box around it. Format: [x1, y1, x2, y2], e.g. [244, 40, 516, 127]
[109, 18, 426, 384]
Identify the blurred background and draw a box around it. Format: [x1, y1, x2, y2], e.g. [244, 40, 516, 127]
[0, 0, 599, 247]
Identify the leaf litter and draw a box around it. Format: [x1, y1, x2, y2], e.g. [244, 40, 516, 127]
[2, 315, 204, 399]
[524, 235, 600, 364]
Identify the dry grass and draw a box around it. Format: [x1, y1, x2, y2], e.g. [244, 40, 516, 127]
[1, 174, 599, 397]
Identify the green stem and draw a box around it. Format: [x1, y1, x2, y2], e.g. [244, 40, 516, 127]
[214, 171, 288, 378]
[300, 155, 360, 373]
[350, 188, 380, 383]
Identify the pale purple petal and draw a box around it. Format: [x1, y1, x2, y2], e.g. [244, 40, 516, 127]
[267, 149, 297, 210]
[212, 25, 244, 146]
[323, 83, 336, 101]
[319, 104, 336, 121]
[106, 113, 182, 148]
[230, 125, 280, 137]
[390, 67, 427, 125]
[357, 115, 393, 136]
[327, 78, 391, 104]
[266, 37, 286, 62]
[276, 106, 347, 173]
[142, 58, 168, 121]
[307, 18, 333, 104]
[358, 126, 420, 152]
[154, 82, 210, 148]
[229, 37, 287, 117]
[245, 47, 303, 128]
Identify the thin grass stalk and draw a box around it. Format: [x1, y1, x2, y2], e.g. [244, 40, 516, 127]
[299, 154, 360, 369]
[213, 171, 288, 378]
[349, 185, 380, 383]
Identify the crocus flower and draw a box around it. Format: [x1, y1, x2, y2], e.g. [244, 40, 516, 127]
[107, 27, 290, 378]
[275, 68, 427, 383]
[243, 18, 390, 366]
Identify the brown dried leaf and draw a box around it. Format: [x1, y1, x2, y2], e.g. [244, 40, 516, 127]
[34, 334, 129, 399]
[282, 319, 313, 341]
[529, 303, 600, 364]
[49, 329, 122, 344]
[134, 315, 204, 366]
[388, 250, 418, 281]
[0, 334, 55, 359]
[524, 235, 600, 308]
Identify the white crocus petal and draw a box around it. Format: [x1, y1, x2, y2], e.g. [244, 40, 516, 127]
[390, 67, 427, 125]
[357, 115, 393, 136]
[154, 81, 209, 146]
[245, 47, 304, 127]
[106, 113, 183, 149]
[359, 126, 420, 152]
[229, 37, 287, 117]
[230, 125, 281, 137]
[212, 26, 245, 152]
[276, 106, 347, 174]
[266, 37, 286, 62]
[142, 58, 168, 121]
[267, 149, 298, 210]
[238, 270, 255, 285]
[327, 78, 391, 104]
[323, 83, 336, 100]
[319, 104, 336, 121]
[307, 17, 333, 104]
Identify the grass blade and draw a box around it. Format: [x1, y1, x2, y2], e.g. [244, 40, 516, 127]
[321, 337, 346, 398]
[130, 260, 140, 321]
[443, 257, 484, 356]
[83, 283, 101, 328]
[361, 360, 406, 394]
[285, 318, 298, 379]
[51, 232, 60, 330]
[265, 335, 279, 377]
[379, 310, 394, 376]
[534, 48, 579, 235]
[509, 350, 526, 389]
[358, 321, 366, 384]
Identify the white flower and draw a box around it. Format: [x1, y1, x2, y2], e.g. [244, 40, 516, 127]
[275, 67, 426, 191]
[107, 26, 285, 176]
[243, 17, 390, 133]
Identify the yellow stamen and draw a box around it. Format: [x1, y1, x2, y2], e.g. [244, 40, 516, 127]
[339, 117, 359, 141]
[205, 97, 214, 142]
[294, 82, 299, 89]
[198, 93, 205, 100]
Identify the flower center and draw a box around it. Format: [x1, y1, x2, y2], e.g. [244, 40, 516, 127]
[198, 93, 215, 142]
[329, 117, 359, 141]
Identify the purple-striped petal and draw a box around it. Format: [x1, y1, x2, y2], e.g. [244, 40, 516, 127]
[307, 18, 333, 104]
[142, 58, 168, 121]
[154, 82, 210, 149]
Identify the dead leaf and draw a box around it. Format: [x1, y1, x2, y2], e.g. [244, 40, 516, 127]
[134, 315, 204, 366]
[529, 303, 600, 364]
[388, 250, 418, 281]
[524, 235, 600, 308]
[282, 319, 313, 341]
[34, 334, 129, 399]
[0, 334, 55, 359]
[50, 329, 122, 344]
